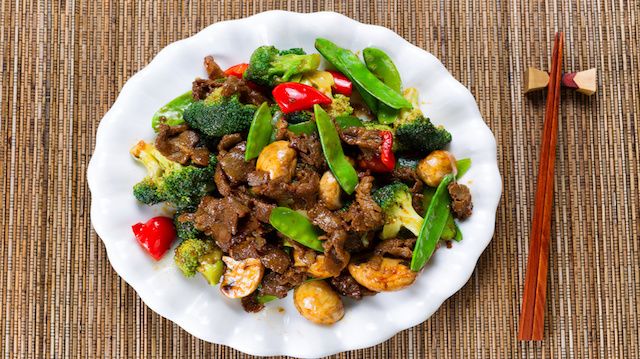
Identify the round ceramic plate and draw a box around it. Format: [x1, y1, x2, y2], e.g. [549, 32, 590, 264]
[87, 11, 501, 358]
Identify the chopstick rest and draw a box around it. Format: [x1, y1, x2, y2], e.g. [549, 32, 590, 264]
[524, 67, 597, 95]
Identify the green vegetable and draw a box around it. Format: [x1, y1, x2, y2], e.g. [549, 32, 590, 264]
[285, 110, 313, 124]
[354, 83, 379, 114]
[314, 38, 411, 110]
[199, 260, 224, 285]
[131, 141, 216, 211]
[174, 214, 203, 241]
[243, 46, 320, 87]
[245, 102, 273, 160]
[454, 221, 463, 242]
[372, 182, 424, 239]
[440, 214, 456, 241]
[335, 116, 364, 129]
[456, 158, 472, 178]
[288, 121, 317, 135]
[174, 238, 223, 285]
[151, 91, 194, 131]
[395, 156, 419, 171]
[287, 116, 363, 136]
[269, 207, 324, 252]
[322, 94, 353, 118]
[394, 88, 452, 153]
[411, 174, 455, 271]
[257, 294, 278, 304]
[183, 95, 257, 138]
[363, 47, 402, 124]
[314, 105, 359, 194]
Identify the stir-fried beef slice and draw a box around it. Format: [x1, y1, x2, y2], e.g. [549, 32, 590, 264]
[448, 182, 473, 219]
[343, 175, 384, 233]
[288, 133, 326, 171]
[410, 180, 425, 215]
[204, 55, 225, 80]
[339, 126, 382, 151]
[374, 238, 416, 260]
[192, 78, 222, 100]
[214, 164, 232, 197]
[308, 204, 346, 233]
[229, 236, 266, 260]
[392, 166, 418, 184]
[241, 292, 265, 313]
[193, 196, 251, 251]
[251, 165, 319, 210]
[322, 230, 350, 276]
[219, 141, 255, 184]
[344, 231, 376, 253]
[220, 76, 268, 106]
[259, 267, 306, 298]
[330, 272, 376, 300]
[259, 244, 291, 274]
[251, 197, 274, 223]
[289, 166, 320, 209]
[155, 123, 210, 166]
[217, 133, 244, 153]
[291, 242, 317, 267]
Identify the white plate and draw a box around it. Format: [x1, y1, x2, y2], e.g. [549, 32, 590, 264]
[87, 10, 501, 358]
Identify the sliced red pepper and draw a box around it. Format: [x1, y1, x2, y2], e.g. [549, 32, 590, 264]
[358, 130, 395, 173]
[224, 63, 249, 78]
[272, 82, 332, 113]
[379, 130, 395, 171]
[132, 216, 176, 260]
[328, 70, 352, 96]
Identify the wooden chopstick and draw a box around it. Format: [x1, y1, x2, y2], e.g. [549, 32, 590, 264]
[518, 32, 564, 341]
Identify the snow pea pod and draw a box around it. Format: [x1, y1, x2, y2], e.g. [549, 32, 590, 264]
[287, 116, 363, 136]
[151, 91, 194, 131]
[245, 102, 273, 160]
[363, 47, 402, 124]
[257, 294, 277, 304]
[269, 207, 324, 252]
[456, 158, 472, 178]
[411, 173, 455, 271]
[314, 105, 359, 194]
[287, 120, 317, 135]
[315, 38, 412, 110]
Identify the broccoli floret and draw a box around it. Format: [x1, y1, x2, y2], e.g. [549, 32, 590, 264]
[363, 122, 393, 132]
[394, 88, 452, 154]
[372, 182, 424, 239]
[285, 110, 313, 124]
[130, 140, 215, 211]
[183, 95, 257, 138]
[322, 94, 353, 118]
[271, 104, 313, 124]
[174, 213, 203, 241]
[243, 46, 320, 87]
[174, 239, 223, 286]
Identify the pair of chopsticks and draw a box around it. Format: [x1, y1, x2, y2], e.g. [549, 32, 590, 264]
[518, 32, 564, 341]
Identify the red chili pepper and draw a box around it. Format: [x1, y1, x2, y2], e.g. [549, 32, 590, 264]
[328, 70, 352, 96]
[358, 131, 395, 173]
[131, 216, 176, 260]
[272, 82, 332, 113]
[224, 63, 249, 78]
[379, 131, 395, 171]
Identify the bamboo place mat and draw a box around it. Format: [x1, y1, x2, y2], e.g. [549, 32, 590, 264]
[1, 1, 639, 358]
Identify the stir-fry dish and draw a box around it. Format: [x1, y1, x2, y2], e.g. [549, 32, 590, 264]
[130, 39, 473, 325]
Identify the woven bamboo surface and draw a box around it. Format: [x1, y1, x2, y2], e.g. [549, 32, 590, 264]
[1, 0, 638, 358]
